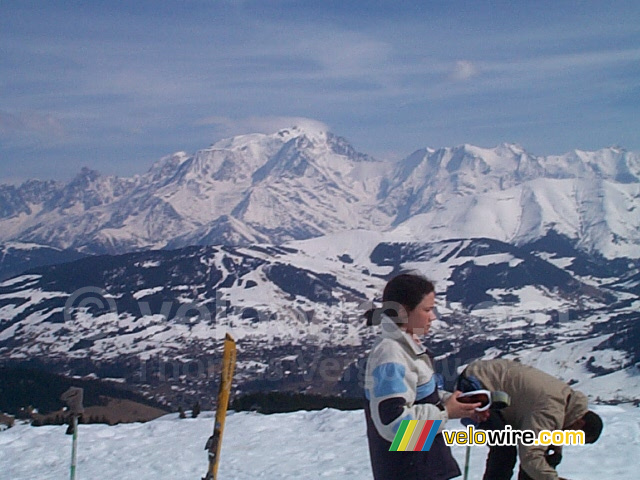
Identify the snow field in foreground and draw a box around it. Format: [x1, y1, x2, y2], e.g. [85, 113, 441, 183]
[0, 405, 637, 479]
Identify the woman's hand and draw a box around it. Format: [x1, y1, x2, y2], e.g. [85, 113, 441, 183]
[444, 390, 482, 419]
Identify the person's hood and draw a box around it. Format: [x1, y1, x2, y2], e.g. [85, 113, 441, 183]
[564, 390, 588, 428]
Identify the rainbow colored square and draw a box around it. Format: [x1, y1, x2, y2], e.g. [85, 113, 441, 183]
[389, 420, 443, 451]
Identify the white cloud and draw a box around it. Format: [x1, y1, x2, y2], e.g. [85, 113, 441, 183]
[302, 34, 393, 78]
[0, 110, 66, 139]
[450, 60, 478, 81]
[195, 116, 330, 138]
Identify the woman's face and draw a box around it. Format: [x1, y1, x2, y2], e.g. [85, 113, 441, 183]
[404, 292, 436, 336]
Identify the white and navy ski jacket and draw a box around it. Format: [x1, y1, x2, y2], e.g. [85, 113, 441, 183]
[364, 315, 452, 441]
[364, 315, 460, 480]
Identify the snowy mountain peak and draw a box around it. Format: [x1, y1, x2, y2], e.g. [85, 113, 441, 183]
[74, 166, 101, 182]
[146, 152, 191, 186]
[542, 148, 639, 183]
[0, 128, 638, 259]
[440, 144, 535, 175]
[206, 123, 329, 153]
[149, 151, 190, 172]
[53, 167, 126, 211]
[276, 121, 328, 140]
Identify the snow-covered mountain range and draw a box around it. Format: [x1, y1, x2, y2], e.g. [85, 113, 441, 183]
[0, 125, 638, 409]
[1, 125, 638, 258]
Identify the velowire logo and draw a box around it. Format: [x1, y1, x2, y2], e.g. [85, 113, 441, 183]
[389, 420, 442, 452]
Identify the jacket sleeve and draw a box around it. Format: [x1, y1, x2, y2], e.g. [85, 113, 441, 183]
[366, 343, 449, 443]
[518, 397, 565, 480]
[518, 444, 559, 480]
[439, 389, 453, 403]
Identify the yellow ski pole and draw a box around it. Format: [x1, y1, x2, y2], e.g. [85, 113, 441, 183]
[203, 333, 237, 480]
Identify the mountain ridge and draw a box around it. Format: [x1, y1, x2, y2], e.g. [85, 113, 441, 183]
[0, 126, 638, 258]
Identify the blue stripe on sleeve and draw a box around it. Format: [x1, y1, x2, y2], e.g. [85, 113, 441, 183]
[416, 376, 437, 401]
[372, 362, 407, 398]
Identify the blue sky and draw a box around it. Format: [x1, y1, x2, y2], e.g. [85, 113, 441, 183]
[1, 0, 639, 183]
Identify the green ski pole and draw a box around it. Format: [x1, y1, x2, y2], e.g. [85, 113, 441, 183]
[61, 387, 84, 480]
[70, 415, 78, 480]
[463, 445, 471, 480]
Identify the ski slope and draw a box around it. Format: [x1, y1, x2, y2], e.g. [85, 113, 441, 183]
[0, 405, 637, 479]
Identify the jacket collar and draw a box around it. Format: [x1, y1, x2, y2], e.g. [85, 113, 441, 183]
[380, 314, 428, 357]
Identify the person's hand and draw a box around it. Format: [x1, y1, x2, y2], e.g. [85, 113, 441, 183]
[444, 390, 482, 419]
[545, 447, 562, 468]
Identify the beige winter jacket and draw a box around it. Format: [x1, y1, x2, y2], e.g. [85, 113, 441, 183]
[465, 359, 589, 480]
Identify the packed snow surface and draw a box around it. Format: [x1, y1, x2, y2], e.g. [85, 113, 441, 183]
[0, 405, 637, 479]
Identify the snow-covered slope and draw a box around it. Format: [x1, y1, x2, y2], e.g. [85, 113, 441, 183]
[384, 144, 640, 258]
[0, 127, 638, 258]
[0, 405, 637, 480]
[1, 230, 637, 406]
[0, 242, 87, 281]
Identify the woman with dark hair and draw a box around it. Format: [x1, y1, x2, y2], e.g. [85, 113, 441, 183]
[364, 273, 480, 480]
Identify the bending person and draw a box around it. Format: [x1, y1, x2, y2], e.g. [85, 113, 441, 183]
[458, 359, 603, 480]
